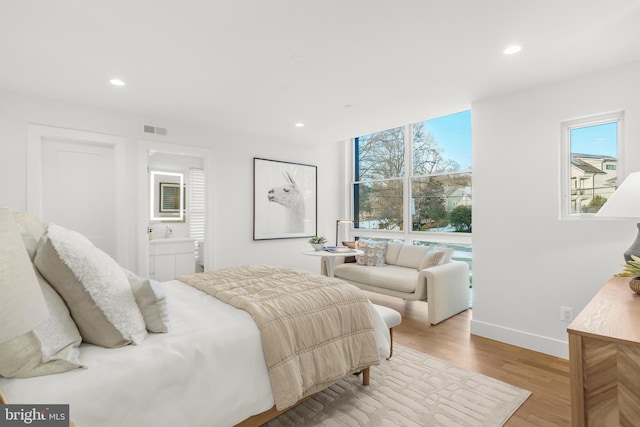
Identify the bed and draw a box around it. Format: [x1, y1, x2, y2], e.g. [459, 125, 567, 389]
[0, 212, 390, 427]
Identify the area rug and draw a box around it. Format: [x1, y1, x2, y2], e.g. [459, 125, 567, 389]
[266, 344, 530, 427]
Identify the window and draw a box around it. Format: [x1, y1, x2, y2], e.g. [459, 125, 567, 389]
[189, 168, 205, 257]
[353, 110, 472, 235]
[353, 126, 405, 230]
[561, 112, 623, 217]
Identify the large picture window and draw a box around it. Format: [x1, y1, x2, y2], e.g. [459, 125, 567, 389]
[561, 111, 623, 218]
[354, 125, 405, 230]
[353, 110, 472, 236]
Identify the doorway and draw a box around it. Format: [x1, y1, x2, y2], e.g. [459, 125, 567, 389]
[27, 124, 126, 263]
[137, 140, 215, 277]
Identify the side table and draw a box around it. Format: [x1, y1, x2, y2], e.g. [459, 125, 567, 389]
[302, 249, 363, 277]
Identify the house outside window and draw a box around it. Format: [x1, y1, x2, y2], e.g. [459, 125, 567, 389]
[352, 110, 472, 272]
[561, 111, 624, 218]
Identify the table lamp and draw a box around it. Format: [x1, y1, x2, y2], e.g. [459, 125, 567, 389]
[0, 208, 49, 404]
[335, 219, 354, 246]
[595, 172, 640, 261]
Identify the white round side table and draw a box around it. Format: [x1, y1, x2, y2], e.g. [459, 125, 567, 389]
[302, 249, 363, 277]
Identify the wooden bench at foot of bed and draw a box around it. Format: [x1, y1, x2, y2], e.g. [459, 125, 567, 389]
[235, 367, 370, 427]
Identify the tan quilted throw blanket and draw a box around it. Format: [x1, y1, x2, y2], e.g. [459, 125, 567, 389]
[177, 265, 380, 410]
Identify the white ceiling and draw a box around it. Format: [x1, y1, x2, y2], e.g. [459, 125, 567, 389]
[2, 1, 640, 146]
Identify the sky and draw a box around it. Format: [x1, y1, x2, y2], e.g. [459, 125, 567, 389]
[421, 110, 472, 169]
[423, 112, 618, 167]
[570, 122, 617, 158]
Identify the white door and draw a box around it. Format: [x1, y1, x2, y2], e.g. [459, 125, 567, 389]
[41, 139, 117, 257]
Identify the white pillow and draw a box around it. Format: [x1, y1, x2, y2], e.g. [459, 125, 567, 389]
[124, 270, 171, 333]
[34, 224, 147, 348]
[13, 211, 46, 241]
[395, 245, 431, 269]
[418, 248, 455, 270]
[385, 242, 403, 265]
[16, 224, 38, 260]
[13, 211, 45, 261]
[0, 269, 84, 378]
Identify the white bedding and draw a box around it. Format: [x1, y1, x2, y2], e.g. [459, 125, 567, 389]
[1, 279, 390, 427]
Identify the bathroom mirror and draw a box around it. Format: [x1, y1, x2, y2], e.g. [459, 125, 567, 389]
[150, 170, 184, 221]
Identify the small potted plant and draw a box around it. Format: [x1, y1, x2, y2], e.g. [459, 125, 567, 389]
[308, 236, 327, 251]
[615, 255, 640, 294]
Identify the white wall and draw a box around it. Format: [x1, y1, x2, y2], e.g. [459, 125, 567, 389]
[212, 138, 343, 273]
[471, 60, 640, 358]
[6, 60, 638, 359]
[0, 89, 342, 275]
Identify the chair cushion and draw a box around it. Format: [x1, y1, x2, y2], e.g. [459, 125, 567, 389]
[335, 264, 418, 294]
[395, 245, 431, 269]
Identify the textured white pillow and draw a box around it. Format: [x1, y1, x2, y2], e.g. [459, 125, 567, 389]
[34, 224, 147, 348]
[0, 269, 84, 378]
[124, 271, 171, 333]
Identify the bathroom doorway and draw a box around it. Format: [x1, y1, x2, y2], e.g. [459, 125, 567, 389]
[137, 140, 215, 278]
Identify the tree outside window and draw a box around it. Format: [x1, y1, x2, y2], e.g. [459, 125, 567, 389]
[353, 110, 472, 235]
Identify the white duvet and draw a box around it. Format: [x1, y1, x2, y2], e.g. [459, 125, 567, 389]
[1, 280, 390, 427]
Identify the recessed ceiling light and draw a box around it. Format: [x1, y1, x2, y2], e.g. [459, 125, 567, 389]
[503, 45, 522, 55]
[109, 78, 125, 86]
[295, 123, 304, 127]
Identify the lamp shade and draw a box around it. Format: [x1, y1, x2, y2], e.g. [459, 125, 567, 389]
[595, 172, 640, 218]
[0, 208, 49, 344]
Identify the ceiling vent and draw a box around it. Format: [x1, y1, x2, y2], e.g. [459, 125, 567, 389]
[143, 124, 168, 136]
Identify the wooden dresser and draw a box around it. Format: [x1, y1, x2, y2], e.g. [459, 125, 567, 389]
[567, 277, 640, 426]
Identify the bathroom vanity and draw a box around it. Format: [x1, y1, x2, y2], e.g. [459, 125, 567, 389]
[149, 238, 196, 281]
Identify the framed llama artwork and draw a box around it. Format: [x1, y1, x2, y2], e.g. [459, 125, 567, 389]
[253, 157, 317, 240]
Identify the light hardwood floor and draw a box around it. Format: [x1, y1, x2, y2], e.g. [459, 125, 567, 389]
[365, 292, 572, 427]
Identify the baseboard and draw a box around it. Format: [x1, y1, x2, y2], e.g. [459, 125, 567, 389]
[470, 319, 569, 360]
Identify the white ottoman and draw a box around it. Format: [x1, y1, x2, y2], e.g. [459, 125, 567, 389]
[372, 304, 402, 358]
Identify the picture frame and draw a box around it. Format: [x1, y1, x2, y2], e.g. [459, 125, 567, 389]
[159, 182, 185, 213]
[253, 157, 317, 240]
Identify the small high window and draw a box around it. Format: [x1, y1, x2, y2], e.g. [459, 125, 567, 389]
[561, 112, 624, 218]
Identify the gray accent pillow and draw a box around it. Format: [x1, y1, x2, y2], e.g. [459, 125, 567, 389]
[34, 224, 147, 348]
[356, 240, 387, 267]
